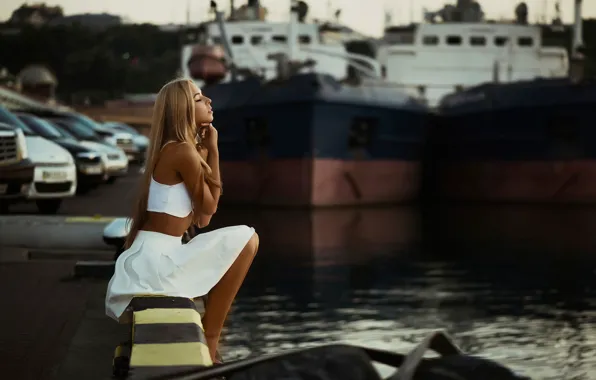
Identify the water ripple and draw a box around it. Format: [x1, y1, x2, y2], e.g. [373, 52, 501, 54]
[221, 267, 596, 380]
[208, 206, 596, 380]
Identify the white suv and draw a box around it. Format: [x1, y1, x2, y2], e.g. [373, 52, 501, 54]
[0, 107, 77, 214]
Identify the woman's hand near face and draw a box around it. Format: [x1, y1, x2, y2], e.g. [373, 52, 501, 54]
[203, 123, 218, 152]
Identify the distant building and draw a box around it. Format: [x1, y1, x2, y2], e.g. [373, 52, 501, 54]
[49, 13, 122, 30]
[8, 3, 64, 27]
[17, 64, 58, 103]
[5, 3, 121, 31]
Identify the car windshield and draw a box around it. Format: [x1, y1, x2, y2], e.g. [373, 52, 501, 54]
[69, 113, 101, 131]
[0, 106, 35, 135]
[50, 117, 98, 140]
[106, 122, 139, 135]
[48, 121, 77, 140]
[17, 114, 63, 139]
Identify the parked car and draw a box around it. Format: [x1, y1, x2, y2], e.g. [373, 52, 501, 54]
[0, 125, 34, 213]
[18, 109, 139, 162]
[16, 112, 108, 193]
[102, 121, 149, 164]
[47, 119, 129, 184]
[59, 112, 140, 161]
[0, 105, 76, 214]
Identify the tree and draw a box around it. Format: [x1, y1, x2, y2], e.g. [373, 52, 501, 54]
[0, 22, 182, 99]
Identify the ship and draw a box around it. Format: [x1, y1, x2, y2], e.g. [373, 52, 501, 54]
[181, 1, 431, 207]
[432, 0, 596, 202]
[375, 0, 570, 108]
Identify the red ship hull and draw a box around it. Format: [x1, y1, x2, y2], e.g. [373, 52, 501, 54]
[437, 160, 596, 202]
[220, 158, 421, 207]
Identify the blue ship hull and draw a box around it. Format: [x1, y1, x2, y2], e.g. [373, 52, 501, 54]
[202, 73, 431, 206]
[431, 78, 596, 202]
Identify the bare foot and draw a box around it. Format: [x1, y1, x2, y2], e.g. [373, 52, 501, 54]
[206, 335, 219, 363]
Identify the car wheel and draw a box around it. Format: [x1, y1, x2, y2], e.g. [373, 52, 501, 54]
[36, 199, 62, 214]
[107, 177, 117, 185]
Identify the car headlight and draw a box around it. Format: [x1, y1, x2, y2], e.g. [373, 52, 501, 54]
[76, 151, 101, 160]
[15, 129, 29, 160]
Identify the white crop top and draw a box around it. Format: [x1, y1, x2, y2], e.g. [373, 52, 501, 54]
[147, 176, 193, 218]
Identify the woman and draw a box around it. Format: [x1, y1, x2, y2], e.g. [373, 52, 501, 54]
[105, 78, 259, 362]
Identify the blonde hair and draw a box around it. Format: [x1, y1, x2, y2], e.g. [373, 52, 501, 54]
[125, 78, 221, 248]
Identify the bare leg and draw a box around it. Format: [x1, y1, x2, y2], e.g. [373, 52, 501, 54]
[202, 232, 259, 361]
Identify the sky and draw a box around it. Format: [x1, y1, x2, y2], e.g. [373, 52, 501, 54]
[1, 0, 595, 37]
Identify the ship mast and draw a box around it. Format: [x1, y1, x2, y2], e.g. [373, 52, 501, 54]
[185, 0, 190, 25]
[572, 0, 584, 58]
[288, 0, 299, 61]
[569, 0, 584, 81]
[229, 0, 235, 19]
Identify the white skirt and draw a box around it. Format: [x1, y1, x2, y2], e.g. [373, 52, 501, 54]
[105, 225, 255, 322]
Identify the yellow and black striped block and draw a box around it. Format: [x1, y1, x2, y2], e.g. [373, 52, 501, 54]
[120, 296, 213, 379]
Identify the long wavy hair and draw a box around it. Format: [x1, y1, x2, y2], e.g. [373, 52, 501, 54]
[124, 78, 221, 248]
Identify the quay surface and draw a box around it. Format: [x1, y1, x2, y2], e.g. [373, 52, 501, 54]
[0, 171, 137, 379]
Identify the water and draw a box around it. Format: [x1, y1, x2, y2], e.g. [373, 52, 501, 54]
[208, 205, 596, 380]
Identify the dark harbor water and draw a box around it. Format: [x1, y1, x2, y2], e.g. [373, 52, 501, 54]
[208, 205, 596, 380]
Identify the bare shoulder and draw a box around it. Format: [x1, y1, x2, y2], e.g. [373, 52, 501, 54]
[168, 142, 206, 199]
[170, 141, 195, 156]
[170, 142, 201, 169]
